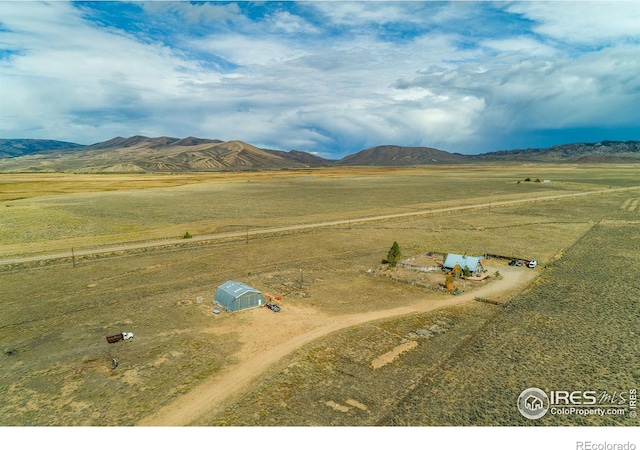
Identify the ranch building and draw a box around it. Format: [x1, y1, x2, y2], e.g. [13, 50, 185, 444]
[443, 254, 485, 277]
[215, 280, 264, 312]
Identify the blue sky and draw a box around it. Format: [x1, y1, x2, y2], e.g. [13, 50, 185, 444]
[0, 1, 639, 158]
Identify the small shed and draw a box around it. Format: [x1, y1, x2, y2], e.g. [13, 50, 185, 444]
[443, 254, 484, 276]
[215, 280, 264, 312]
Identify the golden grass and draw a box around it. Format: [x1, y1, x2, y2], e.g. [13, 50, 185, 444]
[202, 194, 640, 425]
[1, 165, 639, 425]
[3, 164, 638, 259]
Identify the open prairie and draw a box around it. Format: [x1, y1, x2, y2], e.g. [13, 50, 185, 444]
[1, 164, 639, 425]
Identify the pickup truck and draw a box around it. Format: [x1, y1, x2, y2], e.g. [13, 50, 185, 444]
[106, 332, 134, 344]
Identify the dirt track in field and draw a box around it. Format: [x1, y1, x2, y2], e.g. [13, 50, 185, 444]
[2, 185, 636, 266]
[137, 264, 536, 426]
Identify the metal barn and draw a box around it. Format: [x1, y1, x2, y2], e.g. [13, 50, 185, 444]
[215, 281, 264, 312]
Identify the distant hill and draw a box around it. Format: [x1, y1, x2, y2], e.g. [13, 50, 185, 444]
[0, 136, 332, 173]
[0, 139, 82, 158]
[81, 135, 224, 150]
[264, 148, 334, 166]
[1, 136, 639, 172]
[477, 140, 640, 162]
[339, 141, 640, 166]
[336, 145, 468, 166]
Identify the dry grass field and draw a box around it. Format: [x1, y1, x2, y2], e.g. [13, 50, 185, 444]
[198, 189, 640, 426]
[1, 164, 639, 426]
[2, 165, 636, 259]
[378, 220, 640, 426]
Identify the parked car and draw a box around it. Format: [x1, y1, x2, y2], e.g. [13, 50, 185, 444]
[265, 303, 281, 312]
[515, 260, 523, 267]
[509, 259, 516, 266]
[528, 260, 538, 269]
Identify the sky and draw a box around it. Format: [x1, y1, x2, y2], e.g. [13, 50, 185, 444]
[0, 1, 639, 158]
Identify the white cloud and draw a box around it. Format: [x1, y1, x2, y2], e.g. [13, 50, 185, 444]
[0, 2, 638, 155]
[481, 36, 559, 59]
[507, 2, 640, 45]
[309, 2, 425, 26]
[266, 10, 320, 34]
[142, 2, 241, 25]
[192, 34, 309, 67]
[0, 2, 221, 143]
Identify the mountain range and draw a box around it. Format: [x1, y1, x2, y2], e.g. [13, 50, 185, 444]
[0, 136, 638, 172]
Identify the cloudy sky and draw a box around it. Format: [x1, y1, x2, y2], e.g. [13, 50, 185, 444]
[1, 1, 639, 157]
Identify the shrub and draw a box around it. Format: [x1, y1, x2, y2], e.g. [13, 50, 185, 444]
[387, 241, 402, 267]
[182, 231, 192, 239]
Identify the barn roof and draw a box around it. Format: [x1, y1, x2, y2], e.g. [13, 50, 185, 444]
[443, 254, 483, 271]
[217, 280, 261, 298]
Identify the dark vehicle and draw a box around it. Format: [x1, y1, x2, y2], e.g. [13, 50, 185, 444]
[509, 259, 516, 266]
[106, 334, 123, 344]
[265, 303, 281, 312]
[106, 332, 134, 344]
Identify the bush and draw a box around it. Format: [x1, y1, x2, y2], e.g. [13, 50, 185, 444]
[182, 231, 192, 239]
[387, 241, 402, 267]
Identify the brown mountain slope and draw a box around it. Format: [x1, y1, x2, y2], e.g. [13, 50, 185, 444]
[337, 145, 468, 166]
[264, 148, 334, 166]
[3, 137, 639, 173]
[158, 141, 297, 170]
[476, 140, 640, 162]
[0, 137, 330, 173]
[81, 135, 181, 150]
[170, 136, 224, 147]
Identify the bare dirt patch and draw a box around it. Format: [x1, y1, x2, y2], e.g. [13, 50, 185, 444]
[346, 399, 369, 411]
[325, 401, 350, 413]
[371, 340, 418, 369]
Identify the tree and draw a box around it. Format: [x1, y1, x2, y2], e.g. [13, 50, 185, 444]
[445, 272, 457, 293]
[387, 241, 402, 266]
[451, 264, 463, 279]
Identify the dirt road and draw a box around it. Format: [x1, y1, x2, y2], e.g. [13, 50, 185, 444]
[2, 185, 636, 266]
[137, 264, 536, 426]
